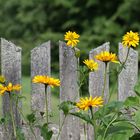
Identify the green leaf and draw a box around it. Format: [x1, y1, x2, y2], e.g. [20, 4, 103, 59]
[40, 123, 53, 140]
[124, 96, 140, 107]
[70, 112, 93, 125]
[59, 101, 75, 116]
[94, 101, 124, 119]
[98, 121, 134, 140]
[133, 109, 140, 127]
[134, 83, 140, 97]
[26, 113, 36, 124]
[129, 133, 140, 140]
[16, 128, 25, 140]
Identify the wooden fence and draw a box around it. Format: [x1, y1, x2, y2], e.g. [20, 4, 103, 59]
[0, 38, 138, 140]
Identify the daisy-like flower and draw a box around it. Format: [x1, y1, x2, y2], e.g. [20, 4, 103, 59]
[64, 31, 80, 47]
[83, 59, 98, 71]
[122, 31, 139, 48]
[0, 75, 5, 84]
[95, 51, 119, 64]
[76, 96, 103, 111]
[0, 83, 21, 95]
[32, 75, 60, 87]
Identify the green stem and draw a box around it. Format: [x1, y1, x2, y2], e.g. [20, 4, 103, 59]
[90, 107, 97, 140]
[56, 115, 66, 140]
[16, 106, 37, 140]
[102, 115, 117, 140]
[101, 63, 108, 98]
[84, 123, 87, 140]
[118, 47, 130, 74]
[9, 93, 17, 139]
[45, 85, 48, 124]
[29, 125, 38, 140]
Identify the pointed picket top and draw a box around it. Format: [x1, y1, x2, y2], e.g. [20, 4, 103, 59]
[1, 38, 22, 140]
[31, 41, 51, 118]
[59, 41, 80, 140]
[118, 43, 138, 101]
[87, 42, 110, 140]
[89, 42, 110, 102]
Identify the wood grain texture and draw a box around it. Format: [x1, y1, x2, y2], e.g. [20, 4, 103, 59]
[118, 43, 138, 101]
[88, 42, 110, 140]
[59, 41, 80, 140]
[31, 41, 51, 140]
[31, 41, 51, 115]
[1, 38, 22, 140]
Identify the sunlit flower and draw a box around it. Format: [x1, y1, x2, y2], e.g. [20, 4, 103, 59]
[122, 31, 139, 48]
[0, 83, 21, 95]
[64, 31, 80, 47]
[95, 51, 119, 63]
[83, 59, 98, 71]
[76, 96, 103, 111]
[0, 75, 5, 83]
[32, 75, 60, 87]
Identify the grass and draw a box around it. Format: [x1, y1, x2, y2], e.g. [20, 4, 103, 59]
[0, 76, 60, 124]
[22, 76, 60, 124]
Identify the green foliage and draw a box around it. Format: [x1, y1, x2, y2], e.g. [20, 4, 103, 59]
[59, 101, 75, 116]
[70, 112, 93, 125]
[16, 128, 25, 140]
[99, 122, 134, 140]
[0, 0, 140, 75]
[130, 133, 140, 140]
[26, 113, 36, 124]
[134, 82, 140, 97]
[39, 123, 53, 140]
[124, 96, 140, 107]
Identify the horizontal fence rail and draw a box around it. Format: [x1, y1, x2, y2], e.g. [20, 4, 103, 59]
[0, 38, 138, 140]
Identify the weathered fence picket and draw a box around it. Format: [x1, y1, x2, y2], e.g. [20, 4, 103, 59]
[31, 41, 51, 117]
[118, 43, 138, 100]
[88, 42, 110, 140]
[59, 41, 80, 140]
[1, 38, 22, 140]
[0, 39, 139, 140]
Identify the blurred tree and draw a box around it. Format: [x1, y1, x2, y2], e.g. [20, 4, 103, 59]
[0, 0, 140, 75]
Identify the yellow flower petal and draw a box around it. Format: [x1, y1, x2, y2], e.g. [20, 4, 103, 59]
[76, 96, 103, 111]
[32, 75, 60, 87]
[95, 51, 119, 64]
[83, 59, 98, 71]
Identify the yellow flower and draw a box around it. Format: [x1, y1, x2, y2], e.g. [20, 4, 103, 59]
[0, 83, 21, 95]
[83, 59, 98, 71]
[0, 75, 5, 83]
[0, 85, 6, 95]
[95, 51, 119, 63]
[122, 31, 139, 48]
[76, 96, 103, 111]
[32, 75, 60, 87]
[64, 31, 80, 47]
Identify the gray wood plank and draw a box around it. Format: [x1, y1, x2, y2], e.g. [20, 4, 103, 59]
[88, 42, 110, 140]
[59, 41, 80, 140]
[31, 41, 51, 139]
[31, 41, 51, 115]
[1, 38, 22, 140]
[118, 43, 138, 100]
